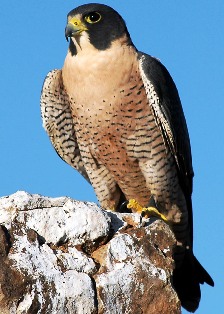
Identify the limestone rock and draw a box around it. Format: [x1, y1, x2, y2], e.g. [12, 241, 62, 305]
[0, 191, 181, 313]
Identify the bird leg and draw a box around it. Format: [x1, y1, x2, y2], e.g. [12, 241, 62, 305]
[127, 196, 168, 223]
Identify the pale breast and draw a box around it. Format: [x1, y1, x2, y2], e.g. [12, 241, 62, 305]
[62, 45, 152, 153]
[62, 39, 137, 101]
[61, 41, 178, 207]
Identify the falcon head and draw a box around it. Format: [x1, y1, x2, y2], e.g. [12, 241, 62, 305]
[65, 3, 133, 54]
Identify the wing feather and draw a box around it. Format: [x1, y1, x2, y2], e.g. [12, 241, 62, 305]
[40, 69, 90, 182]
[139, 53, 193, 195]
[139, 53, 194, 243]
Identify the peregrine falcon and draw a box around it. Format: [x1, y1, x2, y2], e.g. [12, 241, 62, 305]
[41, 3, 214, 312]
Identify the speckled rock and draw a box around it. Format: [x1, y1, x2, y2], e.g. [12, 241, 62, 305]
[0, 191, 180, 314]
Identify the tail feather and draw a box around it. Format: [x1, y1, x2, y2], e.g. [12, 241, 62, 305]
[173, 250, 214, 312]
[194, 256, 214, 286]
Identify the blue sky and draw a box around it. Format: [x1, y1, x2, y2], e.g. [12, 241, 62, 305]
[1, 1, 223, 313]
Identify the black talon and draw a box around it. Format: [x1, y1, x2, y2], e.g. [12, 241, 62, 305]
[147, 195, 157, 208]
[119, 200, 135, 213]
[119, 200, 130, 213]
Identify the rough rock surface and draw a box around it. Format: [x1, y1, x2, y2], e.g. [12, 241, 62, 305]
[0, 191, 181, 314]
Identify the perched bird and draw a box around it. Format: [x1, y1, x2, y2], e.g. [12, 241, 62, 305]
[41, 3, 214, 312]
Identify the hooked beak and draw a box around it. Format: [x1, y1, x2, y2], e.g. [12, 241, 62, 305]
[65, 17, 88, 41]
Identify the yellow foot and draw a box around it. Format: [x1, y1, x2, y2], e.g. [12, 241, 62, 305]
[127, 199, 168, 222]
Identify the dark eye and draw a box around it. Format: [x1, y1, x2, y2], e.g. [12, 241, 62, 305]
[85, 12, 102, 24]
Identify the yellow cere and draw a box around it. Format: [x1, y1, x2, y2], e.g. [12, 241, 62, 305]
[68, 17, 88, 31]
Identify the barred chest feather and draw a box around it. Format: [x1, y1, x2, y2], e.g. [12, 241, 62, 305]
[62, 42, 161, 166]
